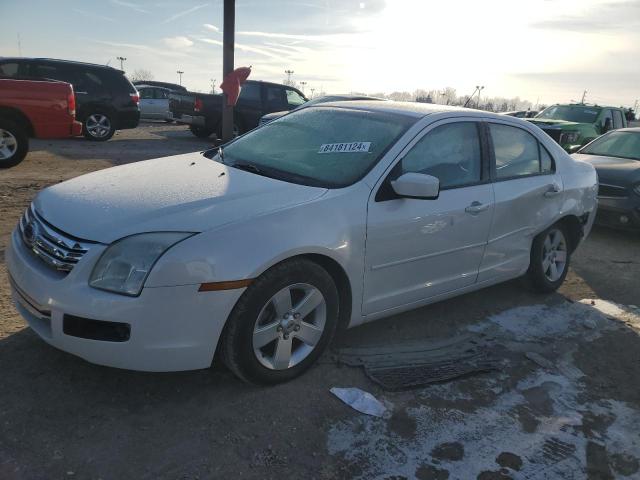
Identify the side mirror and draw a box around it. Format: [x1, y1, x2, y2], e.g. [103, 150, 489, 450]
[567, 144, 582, 154]
[391, 172, 440, 199]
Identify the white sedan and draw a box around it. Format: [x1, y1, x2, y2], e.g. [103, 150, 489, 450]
[6, 101, 598, 384]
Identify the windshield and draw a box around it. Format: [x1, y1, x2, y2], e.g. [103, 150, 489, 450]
[207, 107, 414, 188]
[535, 105, 601, 123]
[580, 131, 640, 161]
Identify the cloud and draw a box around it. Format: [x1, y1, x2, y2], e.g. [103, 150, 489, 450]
[163, 36, 195, 49]
[531, 0, 640, 32]
[203, 23, 219, 32]
[109, 0, 148, 14]
[161, 3, 209, 24]
[72, 8, 116, 23]
[93, 40, 189, 59]
[237, 30, 335, 43]
[198, 38, 280, 59]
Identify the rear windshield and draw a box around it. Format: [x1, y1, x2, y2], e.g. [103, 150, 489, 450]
[580, 131, 640, 161]
[536, 106, 600, 123]
[208, 107, 415, 188]
[101, 69, 136, 93]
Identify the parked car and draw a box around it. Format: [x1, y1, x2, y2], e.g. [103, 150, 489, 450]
[0, 57, 140, 141]
[502, 110, 538, 118]
[572, 128, 640, 230]
[0, 78, 82, 168]
[169, 80, 307, 138]
[132, 80, 187, 93]
[258, 94, 384, 126]
[6, 102, 598, 384]
[528, 104, 628, 152]
[137, 85, 173, 122]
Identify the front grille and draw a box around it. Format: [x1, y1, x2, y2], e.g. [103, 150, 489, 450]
[19, 205, 95, 273]
[598, 183, 628, 198]
[542, 128, 562, 143]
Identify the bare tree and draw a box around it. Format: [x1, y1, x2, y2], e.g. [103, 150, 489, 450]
[129, 69, 154, 83]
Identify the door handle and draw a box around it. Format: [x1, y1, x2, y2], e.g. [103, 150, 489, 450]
[465, 201, 490, 214]
[75, 91, 88, 95]
[544, 184, 562, 198]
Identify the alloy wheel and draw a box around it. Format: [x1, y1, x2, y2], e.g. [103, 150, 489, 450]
[85, 114, 111, 138]
[542, 228, 567, 282]
[252, 283, 326, 370]
[0, 128, 17, 160]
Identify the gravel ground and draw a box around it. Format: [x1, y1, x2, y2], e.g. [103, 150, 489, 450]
[1, 122, 639, 480]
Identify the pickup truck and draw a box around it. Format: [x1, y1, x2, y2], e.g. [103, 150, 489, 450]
[0, 78, 82, 168]
[169, 80, 307, 139]
[528, 103, 628, 152]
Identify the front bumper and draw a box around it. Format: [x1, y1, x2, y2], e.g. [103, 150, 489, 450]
[6, 228, 243, 372]
[595, 195, 640, 230]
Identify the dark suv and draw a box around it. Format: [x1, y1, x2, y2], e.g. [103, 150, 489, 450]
[0, 58, 140, 141]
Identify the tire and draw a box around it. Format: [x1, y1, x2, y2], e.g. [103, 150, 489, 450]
[221, 258, 339, 385]
[82, 112, 115, 141]
[525, 223, 570, 293]
[0, 119, 29, 168]
[189, 126, 214, 138]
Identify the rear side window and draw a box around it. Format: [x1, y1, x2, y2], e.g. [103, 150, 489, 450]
[266, 87, 286, 109]
[139, 88, 154, 99]
[401, 122, 482, 189]
[102, 69, 136, 93]
[155, 89, 169, 100]
[613, 110, 624, 129]
[0, 62, 20, 77]
[34, 63, 75, 83]
[489, 124, 553, 179]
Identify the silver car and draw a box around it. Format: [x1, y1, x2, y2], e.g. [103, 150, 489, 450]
[137, 85, 172, 121]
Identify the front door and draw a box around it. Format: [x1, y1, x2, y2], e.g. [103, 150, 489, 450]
[363, 119, 494, 315]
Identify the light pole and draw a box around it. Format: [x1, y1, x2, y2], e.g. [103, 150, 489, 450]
[476, 85, 485, 109]
[221, 0, 235, 142]
[210, 78, 216, 94]
[299, 81, 307, 93]
[284, 69, 294, 85]
[177, 70, 184, 85]
[310, 88, 315, 99]
[117, 56, 126, 71]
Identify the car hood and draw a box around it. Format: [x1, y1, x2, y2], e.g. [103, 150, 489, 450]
[527, 118, 583, 129]
[33, 152, 327, 243]
[572, 153, 640, 186]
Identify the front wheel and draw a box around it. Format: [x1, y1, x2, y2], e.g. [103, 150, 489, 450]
[525, 224, 570, 293]
[0, 119, 29, 168]
[221, 259, 339, 384]
[189, 126, 214, 138]
[83, 113, 115, 141]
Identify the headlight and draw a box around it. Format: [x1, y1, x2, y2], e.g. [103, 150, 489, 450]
[89, 232, 194, 296]
[560, 131, 580, 144]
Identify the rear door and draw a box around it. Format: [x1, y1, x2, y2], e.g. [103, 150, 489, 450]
[478, 121, 563, 283]
[139, 87, 156, 118]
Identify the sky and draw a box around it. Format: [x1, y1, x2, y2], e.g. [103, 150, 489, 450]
[1, 0, 639, 107]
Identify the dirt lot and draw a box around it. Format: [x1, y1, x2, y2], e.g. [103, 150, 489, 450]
[1, 123, 639, 480]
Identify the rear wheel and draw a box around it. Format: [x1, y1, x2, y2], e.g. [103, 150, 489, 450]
[0, 119, 29, 168]
[221, 259, 339, 384]
[525, 224, 570, 292]
[83, 112, 115, 141]
[189, 125, 214, 138]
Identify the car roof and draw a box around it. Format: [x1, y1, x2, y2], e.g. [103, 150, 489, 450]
[0, 57, 122, 73]
[313, 100, 502, 119]
[615, 127, 640, 133]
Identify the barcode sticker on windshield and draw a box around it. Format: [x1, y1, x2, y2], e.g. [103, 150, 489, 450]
[318, 142, 371, 154]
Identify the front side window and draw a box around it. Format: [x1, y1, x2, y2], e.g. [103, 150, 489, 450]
[613, 110, 624, 129]
[239, 83, 260, 102]
[0, 62, 19, 77]
[286, 89, 306, 107]
[266, 87, 286, 109]
[401, 122, 482, 189]
[210, 107, 415, 188]
[155, 88, 169, 100]
[490, 124, 552, 179]
[139, 88, 154, 99]
[601, 110, 614, 130]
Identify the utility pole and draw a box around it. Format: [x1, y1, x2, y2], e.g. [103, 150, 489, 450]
[221, 0, 235, 142]
[177, 70, 184, 85]
[299, 81, 307, 93]
[210, 78, 216, 94]
[284, 69, 294, 86]
[117, 56, 126, 71]
[476, 85, 485, 109]
[580, 90, 587, 104]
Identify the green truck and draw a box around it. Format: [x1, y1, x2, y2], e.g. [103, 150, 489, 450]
[527, 104, 628, 152]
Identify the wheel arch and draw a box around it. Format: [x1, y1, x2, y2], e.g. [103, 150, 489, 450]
[555, 214, 584, 254]
[0, 107, 34, 137]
